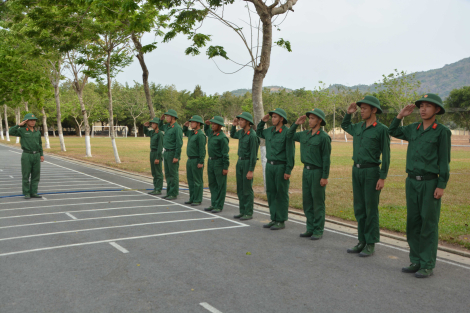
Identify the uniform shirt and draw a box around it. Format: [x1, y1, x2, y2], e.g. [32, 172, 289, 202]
[204, 124, 230, 170]
[9, 125, 43, 156]
[256, 121, 295, 175]
[183, 126, 207, 165]
[286, 124, 331, 179]
[143, 127, 163, 159]
[341, 114, 391, 180]
[388, 117, 451, 189]
[158, 120, 183, 159]
[230, 125, 259, 172]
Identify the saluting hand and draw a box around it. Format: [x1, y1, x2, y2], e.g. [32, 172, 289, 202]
[19, 119, 28, 126]
[295, 115, 307, 125]
[205, 120, 210, 125]
[144, 122, 150, 127]
[232, 117, 239, 126]
[184, 121, 190, 127]
[261, 114, 270, 122]
[160, 114, 165, 121]
[376, 179, 385, 191]
[397, 104, 415, 119]
[347, 103, 358, 114]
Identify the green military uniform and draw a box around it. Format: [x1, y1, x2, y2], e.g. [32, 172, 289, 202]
[256, 108, 295, 229]
[144, 117, 164, 195]
[341, 96, 390, 255]
[182, 115, 207, 205]
[9, 113, 43, 198]
[389, 93, 451, 276]
[158, 109, 183, 198]
[230, 112, 259, 219]
[204, 116, 230, 213]
[287, 109, 331, 238]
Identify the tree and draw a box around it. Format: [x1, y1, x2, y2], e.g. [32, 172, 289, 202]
[445, 86, 470, 140]
[115, 82, 148, 137]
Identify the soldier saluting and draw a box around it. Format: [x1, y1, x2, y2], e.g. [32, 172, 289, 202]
[183, 115, 206, 206]
[256, 108, 295, 231]
[144, 117, 163, 195]
[203, 116, 230, 213]
[287, 109, 331, 240]
[388, 94, 451, 278]
[159, 109, 183, 200]
[230, 112, 259, 220]
[341, 96, 390, 257]
[9, 113, 44, 199]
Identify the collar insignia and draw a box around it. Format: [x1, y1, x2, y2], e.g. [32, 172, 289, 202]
[417, 123, 421, 130]
[247, 131, 250, 135]
[216, 133, 219, 136]
[172, 125, 174, 128]
[195, 131, 198, 134]
[316, 131, 320, 135]
[432, 123, 437, 129]
[372, 122, 377, 127]
[26, 128, 29, 131]
[279, 128, 283, 133]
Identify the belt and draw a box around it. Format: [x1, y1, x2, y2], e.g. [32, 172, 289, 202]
[165, 149, 175, 152]
[304, 164, 321, 170]
[151, 149, 160, 152]
[23, 150, 39, 154]
[354, 163, 379, 169]
[188, 156, 199, 159]
[267, 160, 286, 165]
[408, 173, 438, 181]
[238, 157, 249, 160]
[209, 156, 220, 160]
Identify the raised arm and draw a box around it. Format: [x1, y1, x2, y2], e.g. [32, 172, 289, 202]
[388, 104, 415, 141]
[9, 124, 21, 137]
[203, 123, 212, 137]
[256, 120, 266, 139]
[230, 125, 240, 139]
[341, 103, 358, 136]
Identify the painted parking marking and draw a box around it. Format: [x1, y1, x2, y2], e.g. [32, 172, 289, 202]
[65, 213, 77, 220]
[200, 302, 223, 313]
[0, 193, 143, 206]
[109, 242, 129, 254]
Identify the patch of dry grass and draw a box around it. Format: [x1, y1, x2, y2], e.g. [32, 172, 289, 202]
[2, 135, 469, 249]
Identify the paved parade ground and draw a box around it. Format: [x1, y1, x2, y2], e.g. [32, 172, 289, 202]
[0, 144, 469, 313]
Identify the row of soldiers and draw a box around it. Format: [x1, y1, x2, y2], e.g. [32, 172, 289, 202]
[12, 93, 450, 279]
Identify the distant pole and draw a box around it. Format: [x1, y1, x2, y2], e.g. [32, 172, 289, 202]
[333, 103, 336, 140]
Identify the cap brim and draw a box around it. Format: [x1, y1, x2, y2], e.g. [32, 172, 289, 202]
[306, 112, 326, 126]
[209, 119, 225, 126]
[269, 111, 288, 124]
[415, 99, 445, 115]
[236, 115, 253, 125]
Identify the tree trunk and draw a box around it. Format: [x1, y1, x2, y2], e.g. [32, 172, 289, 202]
[52, 124, 56, 137]
[0, 110, 4, 140]
[76, 88, 92, 157]
[4, 105, 9, 141]
[106, 51, 121, 163]
[24, 101, 28, 112]
[131, 32, 155, 119]
[134, 119, 137, 138]
[53, 83, 66, 151]
[41, 107, 50, 149]
[15, 107, 20, 143]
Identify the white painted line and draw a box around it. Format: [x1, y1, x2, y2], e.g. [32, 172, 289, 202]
[0, 199, 158, 213]
[0, 225, 245, 257]
[0, 217, 224, 242]
[109, 242, 129, 253]
[65, 213, 77, 220]
[0, 204, 175, 220]
[0, 187, 118, 194]
[42, 197, 47, 200]
[9, 176, 13, 178]
[0, 183, 109, 190]
[0, 180, 105, 186]
[200, 302, 223, 313]
[0, 209, 195, 228]
[0, 193, 143, 206]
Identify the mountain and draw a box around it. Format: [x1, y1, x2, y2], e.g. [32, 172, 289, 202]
[229, 86, 292, 97]
[229, 57, 470, 99]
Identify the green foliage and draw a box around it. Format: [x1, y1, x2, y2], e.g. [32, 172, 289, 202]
[445, 86, 470, 131]
[275, 38, 292, 52]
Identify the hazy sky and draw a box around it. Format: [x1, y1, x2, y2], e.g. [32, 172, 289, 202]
[114, 0, 470, 94]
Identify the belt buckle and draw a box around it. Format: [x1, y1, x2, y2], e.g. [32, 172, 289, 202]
[356, 164, 361, 168]
[416, 176, 422, 181]
[32, 151, 37, 154]
[270, 161, 274, 165]
[306, 166, 310, 170]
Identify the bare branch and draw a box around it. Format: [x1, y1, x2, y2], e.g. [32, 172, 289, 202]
[272, 0, 298, 15]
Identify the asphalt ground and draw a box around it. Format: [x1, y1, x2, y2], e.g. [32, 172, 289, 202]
[0, 144, 469, 313]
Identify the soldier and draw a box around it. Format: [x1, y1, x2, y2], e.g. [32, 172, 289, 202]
[158, 109, 183, 200]
[256, 108, 295, 230]
[388, 93, 451, 278]
[341, 96, 390, 257]
[143, 117, 163, 195]
[203, 116, 230, 213]
[230, 112, 259, 220]
[287, 109, 331, 240]
[182, 115, 206, 206]
[9, 113, 44, 199]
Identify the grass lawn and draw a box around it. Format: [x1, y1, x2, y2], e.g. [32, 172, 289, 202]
[2, 135, 470, 249]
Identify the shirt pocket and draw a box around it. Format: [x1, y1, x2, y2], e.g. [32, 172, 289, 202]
[272, 136, 286, 155]
[422, 137, 438, 155]
[362, 132, 379, 156]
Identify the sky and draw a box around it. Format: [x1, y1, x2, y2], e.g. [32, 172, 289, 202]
[114, 0, 470, 95]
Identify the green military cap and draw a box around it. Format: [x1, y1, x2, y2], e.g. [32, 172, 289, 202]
[189, 115, 204, 124]
[209, 116, 225, 127]
[23, 113, 38, 121]
[269, 108, 288, 124]
[236, 112, 254, 125]
[306, 108, 326, 126]
[164, 109, 178, 119]
[415, 93, 445, 115]
[357, 96, 383, 114]
[149, 117, 160, 124]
